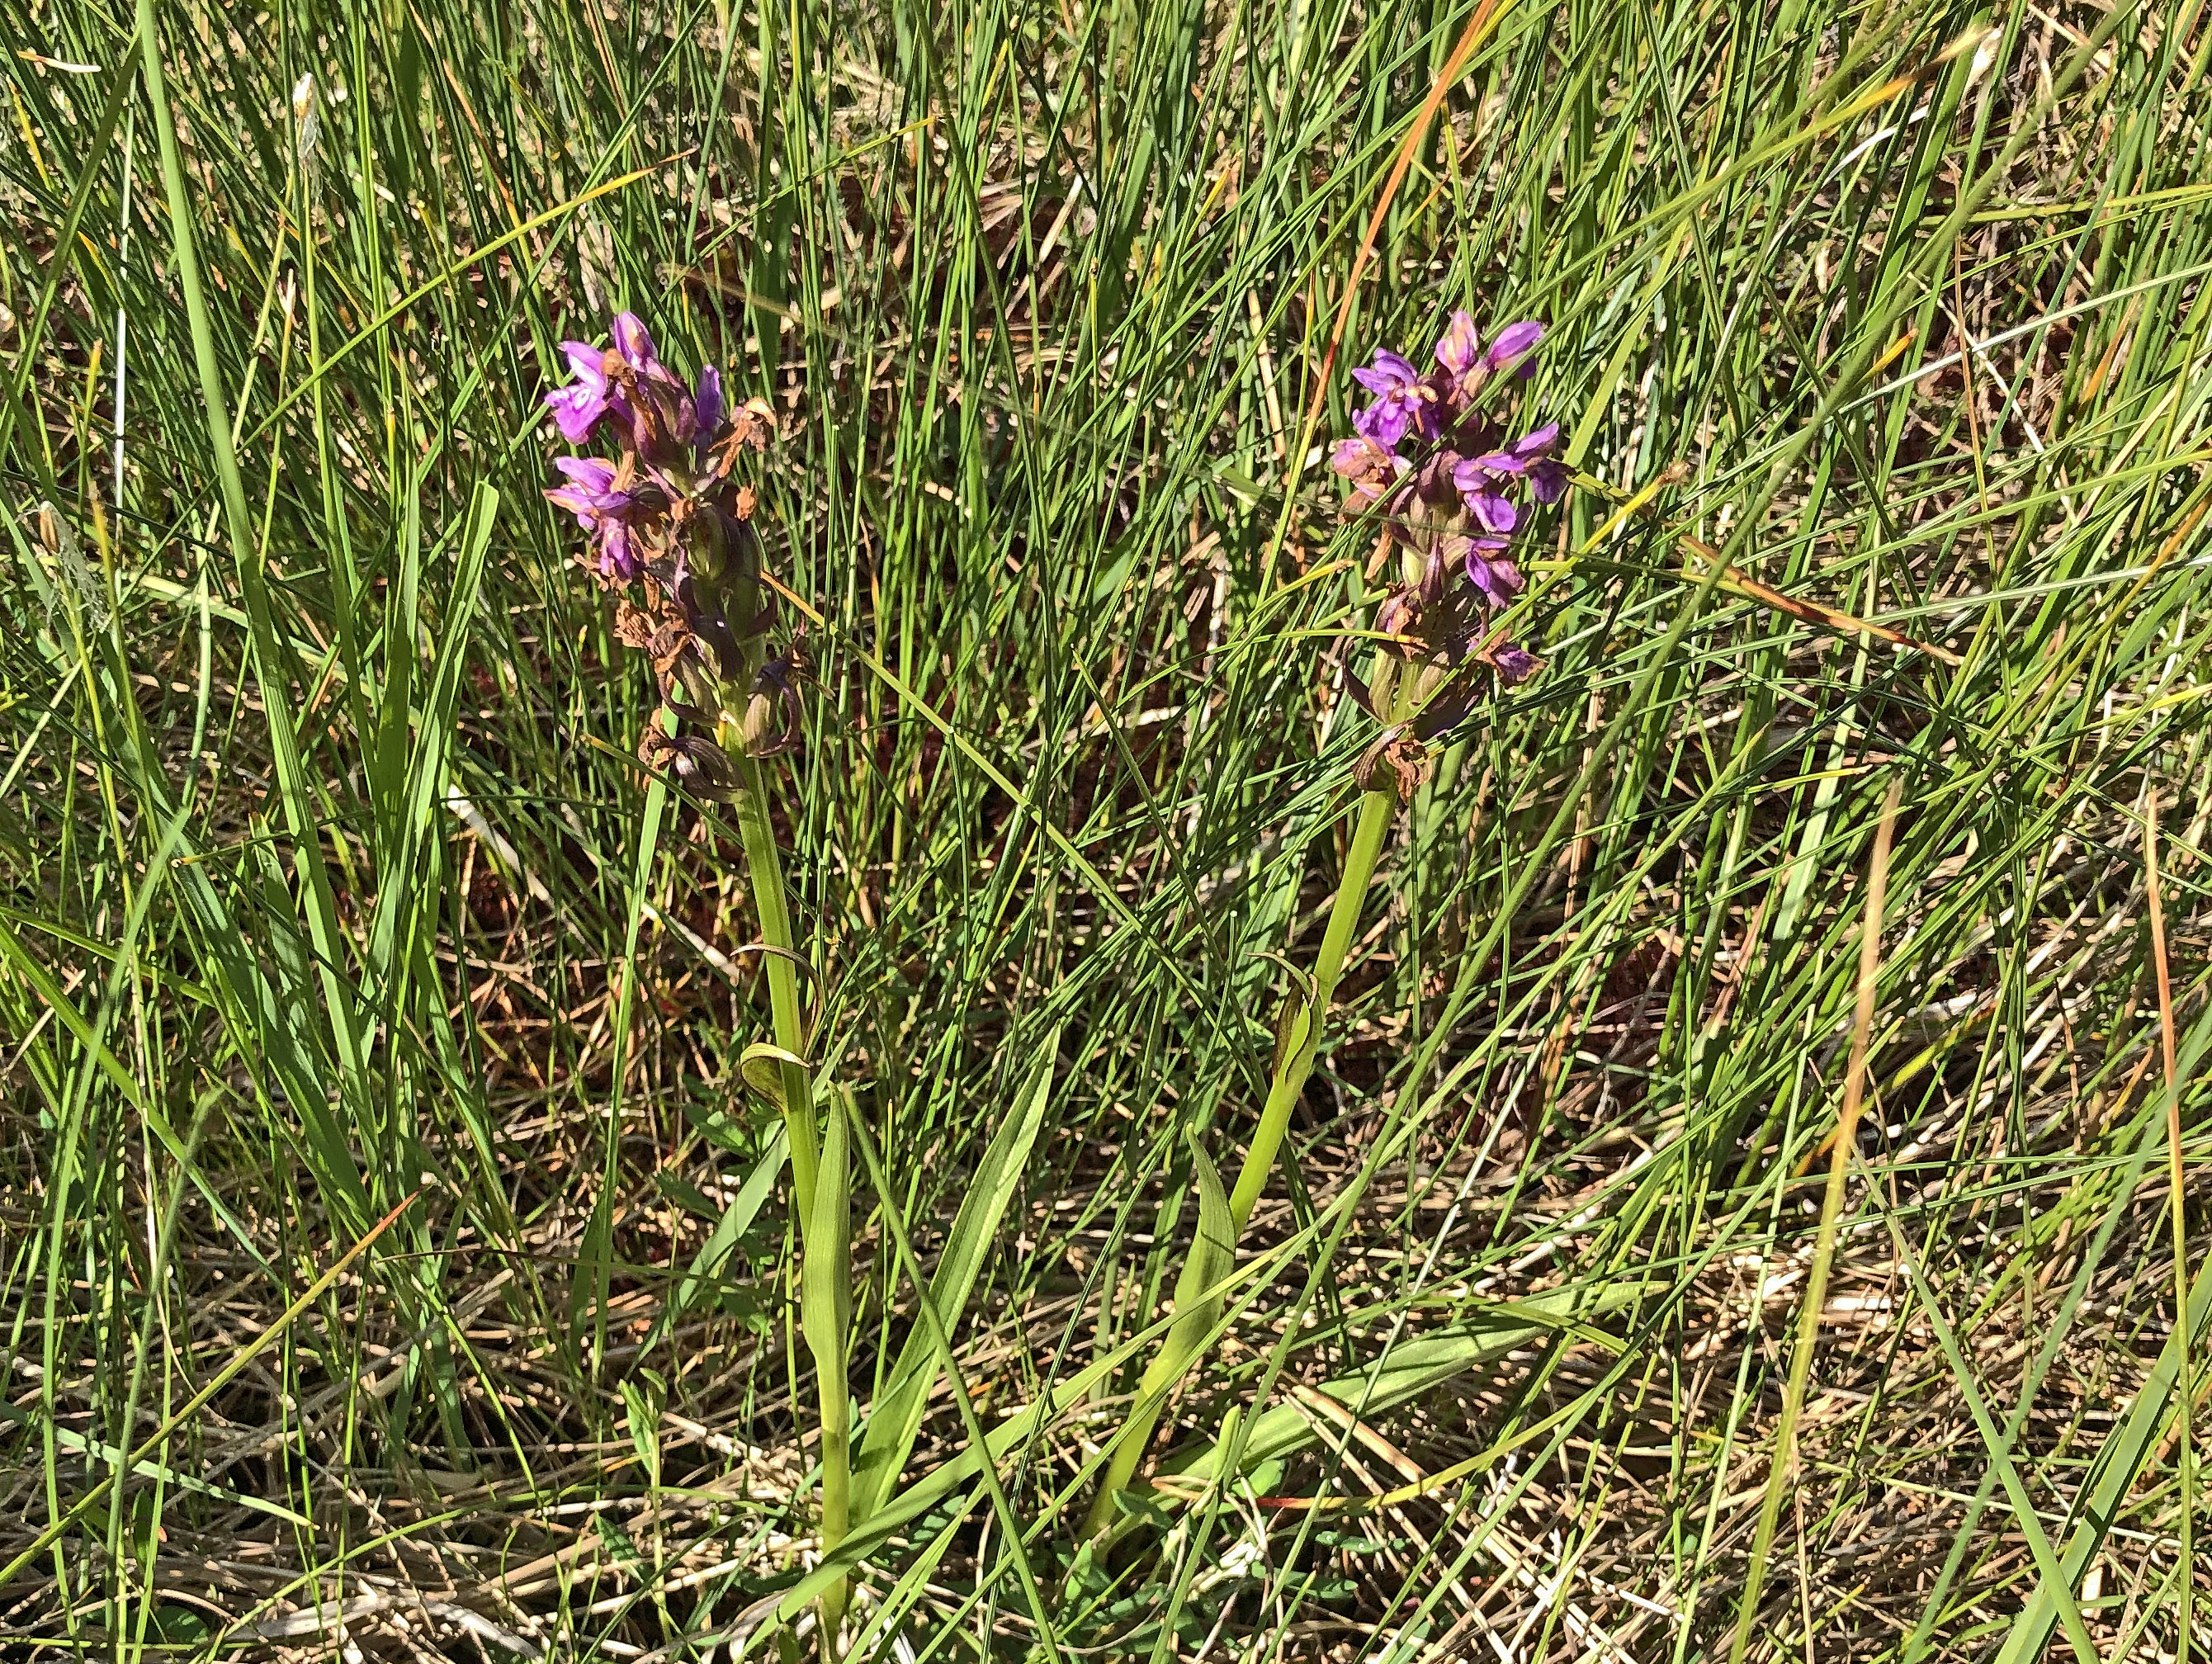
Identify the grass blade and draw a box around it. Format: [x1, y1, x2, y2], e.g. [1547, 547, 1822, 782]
[849, 1029, 1059, 1523]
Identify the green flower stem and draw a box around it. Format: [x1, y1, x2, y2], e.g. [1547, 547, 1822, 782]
[1226, 782, 1397, 1231]
[732, 747, 820, 1217]
[816, 1387, 851, 1651]
[731, 745, 845, 1653]
[1083, 782, 1397, 1535]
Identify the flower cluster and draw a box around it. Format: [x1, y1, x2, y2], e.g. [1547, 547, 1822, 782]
[543, 313, 797, 791]
[1330, 311, 1566, 791]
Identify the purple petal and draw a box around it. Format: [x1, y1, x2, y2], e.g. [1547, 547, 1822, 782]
[1491, 645, 1538, 685]
[612, 311, 658, 370]
[1351, 348, 1420, 395]
[1373, 348, 1420, 384]
[1529, 459, 1570, 503]
[546, 456, 635, 525]
[561, 341, 609, 385]
[598, 522, 641, 583]
[1512, 421, 1562, 457]
[1468, 489, 1518, 536]
[554, 455, 617, 493]
[545, 482, 602, 522]
[1463, 548, 1524, 605]
[1433, 311, 1481, 376]
[546, 483, 631, 527]
[1407, 386, 1447, 442]
[693, 366, 723, 438]
[1354, 400, 1411, 451]
[1486, 320, 1544, 368]
[546, 381, 610, 443]
[1332, 436, 1382, 478]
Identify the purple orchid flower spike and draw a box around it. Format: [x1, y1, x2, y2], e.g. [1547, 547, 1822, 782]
[546, 341, 616, 442]
[1326, 305, 1572, 737]
[543, 309, 787, 760]
[1350, 349, 1430, 449]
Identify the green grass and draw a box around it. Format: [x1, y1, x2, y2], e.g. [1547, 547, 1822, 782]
[4, 0, 2211, 1657]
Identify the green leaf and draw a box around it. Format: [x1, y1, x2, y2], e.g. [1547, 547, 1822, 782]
[147, 1606, 212, 1646]
[619, 1376, 662, 1483]
[683, 1099, 756, 1155]
[769, 1335, 1137, 1629]
[801, 1089, 853, 1377]
[1269, 995, 1312, 1081]
[0, 1398, 309, 1527]
[764, 1283, 1641, 1632]
[739, 1041, 810, 1123]
[648, 1124, 789, 1349]
[1162, 1282, 1650, 1487]
[849, 1032, 1059, 1523]
[1149, 1140, 1237, 1394]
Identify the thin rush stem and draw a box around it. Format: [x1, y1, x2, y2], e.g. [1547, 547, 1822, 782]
[1726, 778, 1904, 1664]
[2146, 790, 2191, 1661]
[734, 747, 820, 1221]
[1083, 783, 1397, 1534]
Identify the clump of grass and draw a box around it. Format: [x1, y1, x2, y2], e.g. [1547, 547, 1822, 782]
[3, 0, 2211, 1660]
